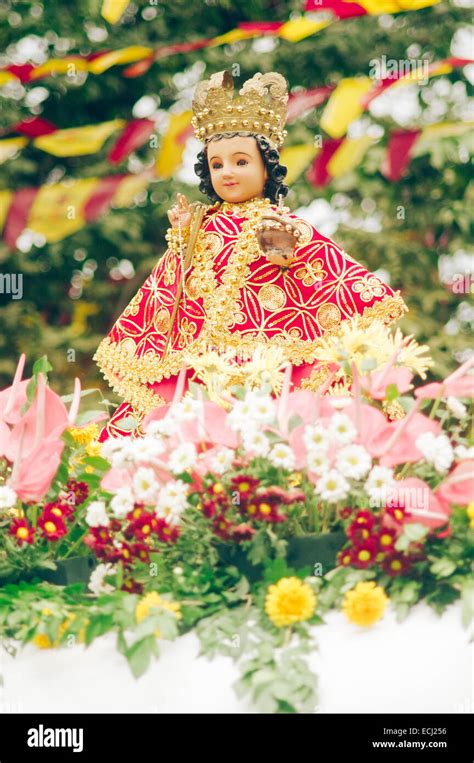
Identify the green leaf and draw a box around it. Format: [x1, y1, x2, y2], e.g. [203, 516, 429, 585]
[429, 558, 457, 578]
[125, 635, 156, 679]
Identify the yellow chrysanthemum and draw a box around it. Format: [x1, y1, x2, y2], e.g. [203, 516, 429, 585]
[342, 580, 389, 627]
[467, 503, 474, 529]
[68, 423, 99, 446]
[33, 633, 53, 649]
[241, 344, 289, 394]
[264, 576, 317, 628]
[315, 317, 389, 372]
[135, 592, 182, 637]
[385, 327, 434, 380]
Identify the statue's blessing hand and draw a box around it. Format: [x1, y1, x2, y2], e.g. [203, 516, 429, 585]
[168, 193, 193, 229]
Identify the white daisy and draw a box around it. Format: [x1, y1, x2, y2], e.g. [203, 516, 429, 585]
[315, 469, 350, 503]
[133, 467, 160, 503]
[242, 428, 270, 457]
[0, 485, 17, 510]
[328, 413, 357, 445]
[227, 398, 260, 432]
[209, 447, 235, 475]
[85, 500, 110, 528]
[303, 423, 331, 453]
[88, 563, 116, 596]
[454, 444, 474, 461]
[252, 395, 276, 424]
[335, 444, 372, 480]
[173, 396, 204, 422]
[168, 442, 197, 474]
[306, 450, 330, 475]
[364, 465, 396, 509]
[129, 436, 165, 464]
[416, 431, 454, 474]
[110, 487, 135, 519]
[446, 396, 468, 420]
[268, 443, 295, 470]
[146, 414, 180, 437]
[156, 480, 189, 525]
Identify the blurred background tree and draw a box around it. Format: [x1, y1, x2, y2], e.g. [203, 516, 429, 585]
[0, 0, 472, 404]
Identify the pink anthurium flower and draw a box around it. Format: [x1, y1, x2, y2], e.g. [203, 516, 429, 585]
[415, 356, 474, 399]
[360, 367, 414, 400]
[391, 477, 451, 529]
[4, 373, 69, 463]
[434, 460, 474, 506]
[100, 467, 133, 492]
[0, 353, 28, 425]
[8, 432, 64, 502]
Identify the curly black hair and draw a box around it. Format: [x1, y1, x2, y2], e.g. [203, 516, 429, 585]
[193, 131, 289, 204]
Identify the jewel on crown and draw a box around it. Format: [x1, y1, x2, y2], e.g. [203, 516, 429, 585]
[191, 70, 289, 149]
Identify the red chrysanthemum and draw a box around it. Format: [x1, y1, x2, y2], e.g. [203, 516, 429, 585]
[65, 478, 89, 506]
[246, 498, 286, 523]
[352, 538, 379, 568]
[352, 510, 376, 530]
[121, 578, 143, 594]
[347, 522, 372, 545]
[130, 542, 151, 563]
[337, 547, 353, 567]
[230, 475, 260, 496]
[38, 512, 67, 541]
[9, 518, 35, 546]
[213, 513, 234, 541]
[154, 518, 180, 544]
[340, 507, 354, 520]
[232, 523, 256, 542]
[375, 527, 398, 551]
[124, 511, 158, 541]
[382, 553, 411, 577]
[42, 501, 74, 522]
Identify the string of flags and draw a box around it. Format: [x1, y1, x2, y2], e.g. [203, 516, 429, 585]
[1, 1, 443, 85]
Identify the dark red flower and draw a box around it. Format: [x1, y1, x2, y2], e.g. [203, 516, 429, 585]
[230, 475, 260, 497]
[65, 478, 89, 506]
[384, 503, 407, 525]
[352, 538, 378, 568]
[232, 523, 256, 542]
[42, 501, 74, 522]
[340, 507, 354, 520]
[375, 527, 398, 552]
[154, 518, 180, 543]
[121, 578, 143, 594]
[337, 547, 353, 567]
[125, 511, 158, 541]
[352, 510, 376, 530]
[131, 542, 151, 563]
[246, 498, 286, 523]
[382, 553, 411, 577]
[9, 518, 35, 546]
[213, 514, 234, 541]
[347, 522, 372, 545]
[84, 526, 113, 554]
[202, 499, 219, 519]
[38, 512, 68, 541]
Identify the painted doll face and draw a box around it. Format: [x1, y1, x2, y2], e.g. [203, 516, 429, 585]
[207, 134, 268, 203]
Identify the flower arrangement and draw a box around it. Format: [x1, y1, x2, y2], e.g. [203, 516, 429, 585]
[0, 317, 472, 713]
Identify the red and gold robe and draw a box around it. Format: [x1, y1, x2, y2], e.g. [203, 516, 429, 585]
[94, 195, 408, 440]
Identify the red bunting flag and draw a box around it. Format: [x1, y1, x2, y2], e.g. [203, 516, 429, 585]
[287, 86, 334, 123]
[3, 187, 39, 249]
[108, 119, 155, 163]
[304, 0, 366, 17]
[381, 129, 422, 181]
[306, 138, 344, 187]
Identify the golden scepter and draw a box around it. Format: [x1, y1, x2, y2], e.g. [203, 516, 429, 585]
[162, 200, 206, 360]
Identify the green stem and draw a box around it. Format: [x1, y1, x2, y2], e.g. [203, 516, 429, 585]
[62, 528, 90, 560]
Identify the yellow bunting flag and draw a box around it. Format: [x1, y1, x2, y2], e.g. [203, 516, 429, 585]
[208, 28, 258, 46]
[280, 144, 318, 184]
[101, 0, 131, 24]
[0, 190, 13, 231]
[155, 111, 193, 179]
[29, 57, 89, 80]
[88, 46, 153, 75]
[278, 17, 333, 42]
[112, 174, 152, 207]
[27, 179, 100, 242]
[320, 77, 373, 138]
[327, 135, 376, 177]
[356, 0, 440, 12]
[33, 120, 125, 157]
[0, 137, 28, 164]
[415, 120, 474, 151]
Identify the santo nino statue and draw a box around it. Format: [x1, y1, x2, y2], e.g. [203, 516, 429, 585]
[93, 70, 408, 441]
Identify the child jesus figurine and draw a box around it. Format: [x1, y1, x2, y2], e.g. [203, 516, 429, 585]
[94, 70, 408, 441]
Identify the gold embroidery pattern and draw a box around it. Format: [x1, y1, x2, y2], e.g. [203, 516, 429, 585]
[352, 274, 386, 302]
[94, 197, 409, 415]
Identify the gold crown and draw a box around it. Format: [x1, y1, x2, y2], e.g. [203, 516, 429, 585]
[191, 70, 289, 149]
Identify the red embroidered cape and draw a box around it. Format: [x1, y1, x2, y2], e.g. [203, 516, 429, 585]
[94, 195, 408, 439]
